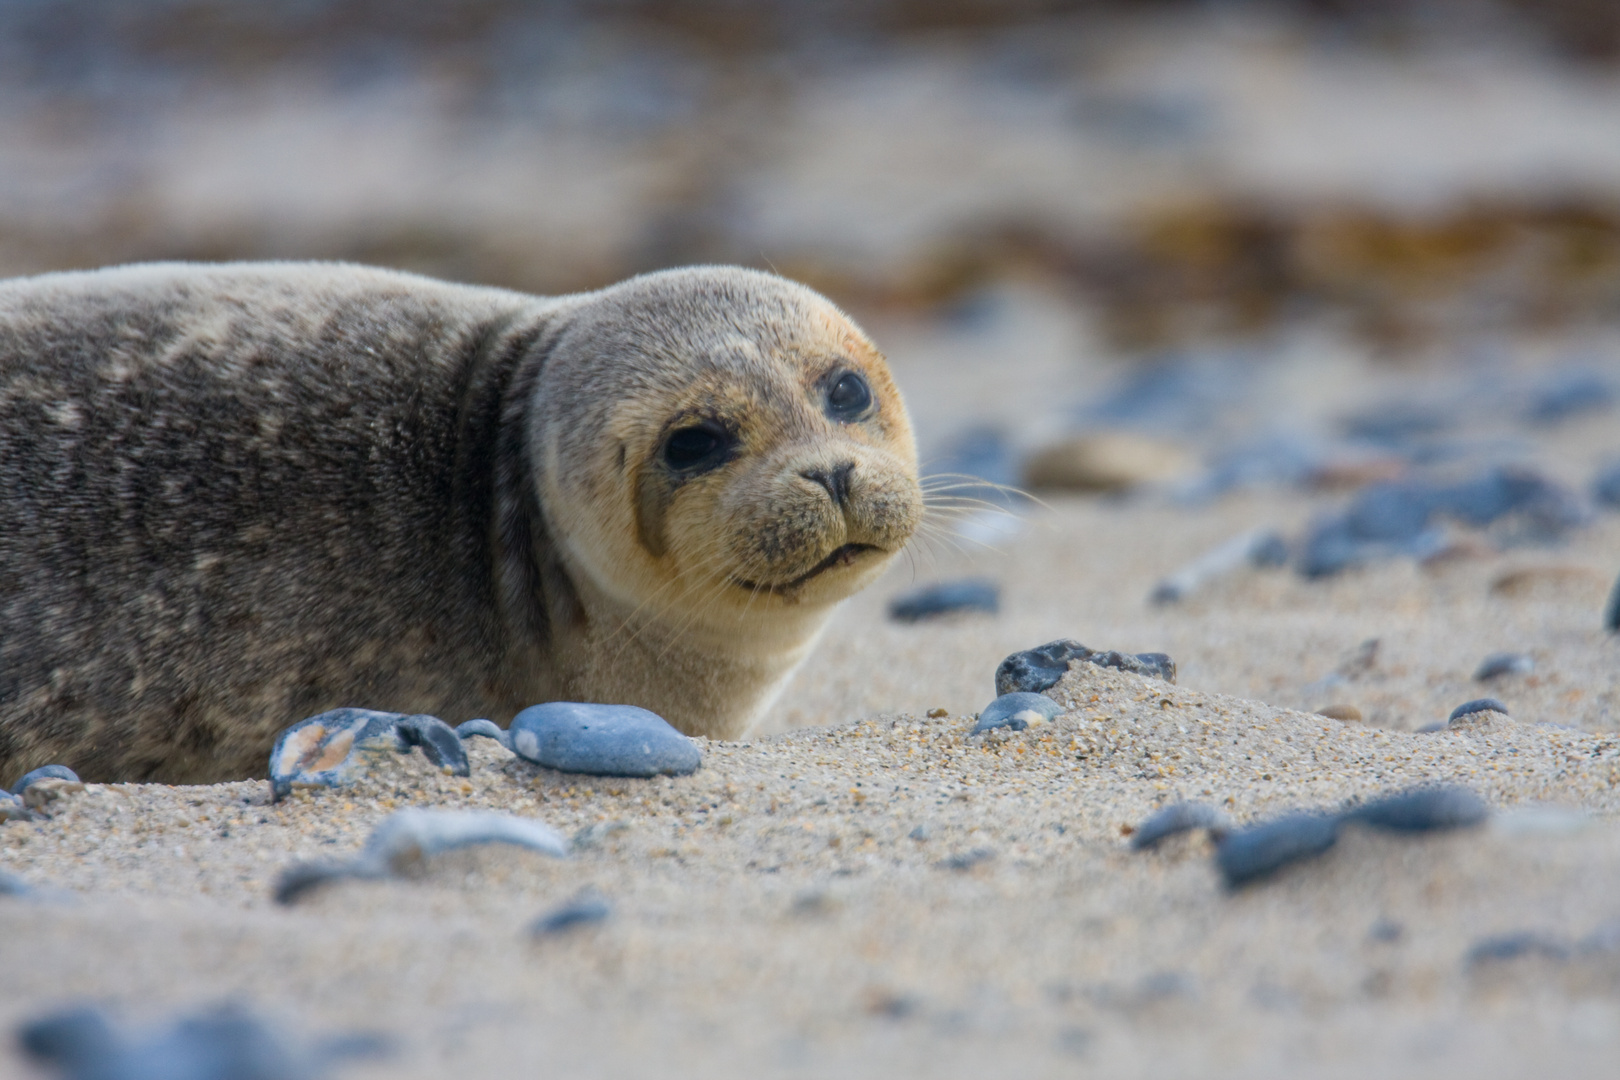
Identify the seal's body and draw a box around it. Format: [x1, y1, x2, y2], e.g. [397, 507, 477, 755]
[0, 263, 921, 784]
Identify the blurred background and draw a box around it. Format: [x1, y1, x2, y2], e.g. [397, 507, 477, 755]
[3, 0, 1617, 727]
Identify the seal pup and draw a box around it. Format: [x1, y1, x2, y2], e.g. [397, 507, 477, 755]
[0, 262, 922, 784]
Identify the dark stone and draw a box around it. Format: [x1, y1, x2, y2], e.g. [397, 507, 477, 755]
[1215, 814, 1341, 888]
[888, 579, 1000, 623]
[1594, 462, 1620, 510]
[1607, 572, 1620, 633]
[1449, 698, 1509, 723]
[1524, 369, 1614, 424]
[509, 702, 700, 778]
[937, 848, 995, 871]
[1, 868, 32, 895]
[268, 709, 469, 802]
[971, 692, 1060, 734]
[1475, 652, 1535, 680]
[16, 1002, 384, 1080]
[995, 639, 1175, 695]
[530, 891, 611, 937]
[1341, 786, 1489, 833]
[14, 765, 79, 793]
[1466, 932, 1571, 965]
[455, 719, 511, 749]
[1130, 802, 1231, 850]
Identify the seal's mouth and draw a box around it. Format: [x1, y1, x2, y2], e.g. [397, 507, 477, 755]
[733, 543, 881, 595]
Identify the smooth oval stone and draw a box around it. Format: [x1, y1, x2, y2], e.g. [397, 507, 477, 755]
[1131, 802, 1231, 850]
[1474, 652, 1535, 680]
[972, 692, 1060, 734]
[268, 709, 469, 801]
[1215, 814, 1341, 888]
[1316, 703, 1363, 722]
[14, 765, 79, 793]
[887, 579, 1000, 623]
[1341, 785, 1488, 833]
[1449, 697, 1509, 723]
[509, 702, 700, 777]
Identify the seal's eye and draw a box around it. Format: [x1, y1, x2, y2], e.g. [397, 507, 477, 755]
[662, 421, 733, 473]
[825, 371, 872, 421]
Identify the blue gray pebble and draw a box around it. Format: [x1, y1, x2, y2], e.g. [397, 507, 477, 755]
[17, 1003, 387, 1080]
[455, 718, 512, 749]
[1474, 652, 1534, 680]
[1, 868, 32, 896]
[995, 639, 1175, 696]
[972, 692, 1061, 734]
[1524, 369, 1613, 424]
[508, 702, 700, 778]
[1341, 786, 1489, 833]
[1215, 813, 1341, 888]
[887, 578, 1000, 622]
[1465, 932, 1571, 966]
[530, 891, 612, 937]
[1449, 697, 1509, 723]
[268, 709, 469, 801]
[1592, 461, 1620, 510]
[275, 808, 569, 904]
[14, 765, 79, 793]
[1130, 802, 1231, 850]
[1607, 572, 1620, 633]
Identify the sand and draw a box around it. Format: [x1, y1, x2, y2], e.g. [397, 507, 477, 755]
[3, 462, 1619, 1077]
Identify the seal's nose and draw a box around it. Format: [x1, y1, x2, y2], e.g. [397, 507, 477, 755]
[801, 462, 855, 509]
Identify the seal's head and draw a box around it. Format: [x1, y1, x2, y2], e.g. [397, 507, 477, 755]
[533, 266, 922, 641]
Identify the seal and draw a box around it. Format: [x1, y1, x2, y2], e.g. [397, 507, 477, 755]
[0, 262, 923, 784]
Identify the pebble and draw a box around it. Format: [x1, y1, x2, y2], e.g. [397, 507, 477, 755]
[1215, 814, 1341, 888]
[17, 1003, 387, 1080]
[971, 692, 1062, 734]
[1449, 698, 1509, 723]
[1315, 704, 1363, 722]
[1341, 785, 1489, 833]
[275, 809, 569, 904]
[937, 848, 995, 871]
[1607, 572, 1620, 633]
[508, 702, 700, 777]
[1524, 368, 1613, 424]
[455, 718, 513, 750]
[1150, 528, 1289, 604]
[995, 639, 1176, 696]
[529, 890, 612, 937]
[1020, 431, 1193, 493]
[1592, 461, 1620, 509]
[1, 868, 32, 896]
[14, 765, 80, 792]
[1474, 652, 1535, 680]
[1465, 932, 1571, 966]
[1130, 802, 1231, 850]
[1, 790, 30, 823]
[887, 578, 1000, 622]
[268, 709, 469, 801]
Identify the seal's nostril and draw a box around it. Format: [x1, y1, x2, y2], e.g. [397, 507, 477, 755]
[802, 462, 856, 508]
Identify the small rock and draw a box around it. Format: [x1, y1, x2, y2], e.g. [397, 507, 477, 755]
[1342, 785, 1489, 833]
[926, 708, 949, 719]
[509, 702, 700, 778]
[1449, 698, 1509, 723]
[455, 719, 512, 749]
[995, 639, 1175, 695]
[571, 821, 630, 850]
[1, 868, 32, 896]
[1215, 814, 1341, 888]
[887, 579, 1000, 622]
[937, 848, 995, 872]
[14, 765, 79, 792]
[1316, 704, 1363, 722]
[1607, 572, 1620, 633]
[1, 790, 33, 823]
[1021, 431, 1193, 494]
[1524, 368, 1613, 424]
[17, 1003, 386, 1080]
[1368, 918, 1404, 944]
[268, 709, 469, 801]
[529, 890, 611, 937]
[908, 824, 932, 842]
[275, 809, 568, 904]
[1414, 721, 1448, 734]
[971, 692, 1061, 734]
[1130, 802, 1231, 850]
[1465, 932, 1570, 966]
[1474, 652, 1535, 680]
[1593, 462, 1620, 510]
